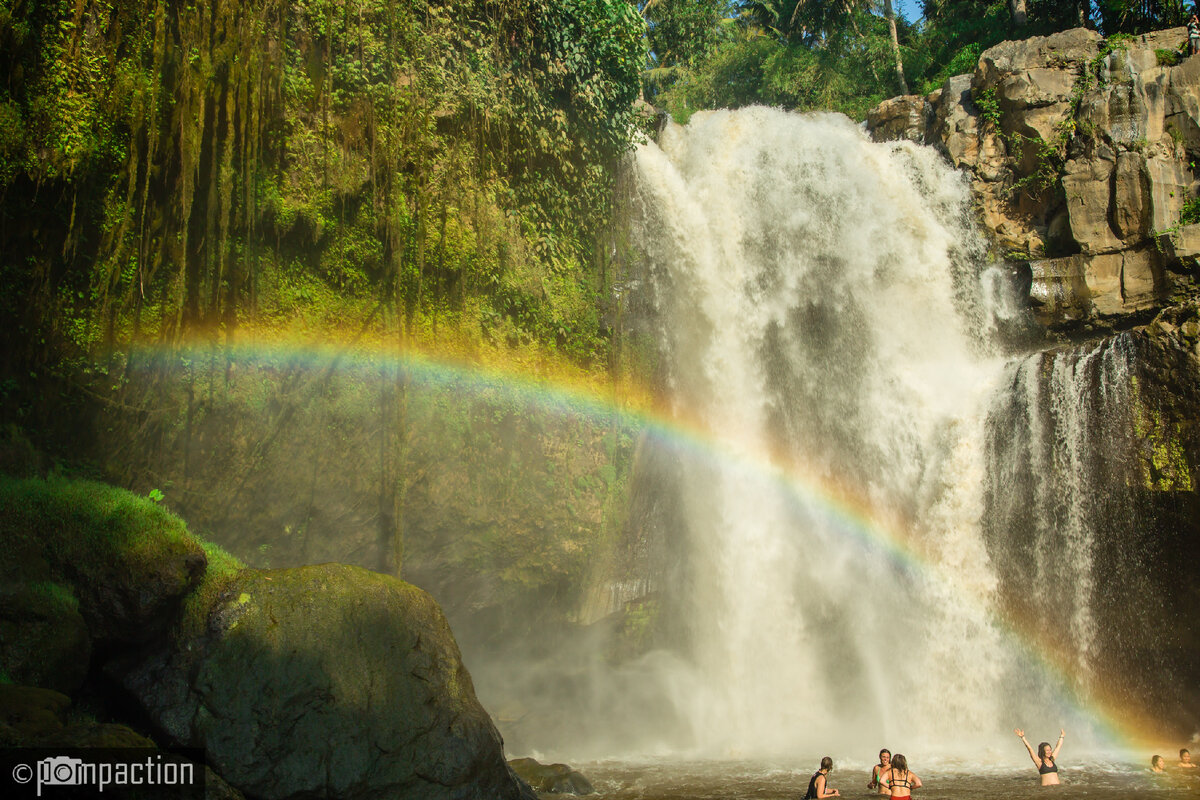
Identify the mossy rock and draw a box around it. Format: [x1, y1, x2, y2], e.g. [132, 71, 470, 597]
[0, 684, 71, 740]
[113, 563, 536, 800]
[0, 581, 90, 693]
[508, 757, 596, 794]
[36, 721, 156, 748]
[0, 477, 206, 644]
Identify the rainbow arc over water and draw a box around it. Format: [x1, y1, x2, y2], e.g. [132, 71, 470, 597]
[127, 336, 1169, 751]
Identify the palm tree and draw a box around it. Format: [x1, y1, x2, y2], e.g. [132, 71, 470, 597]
[747, 1, 906, 93]
[881, 0, 908, 93]
[1010, 0, 1028, 26]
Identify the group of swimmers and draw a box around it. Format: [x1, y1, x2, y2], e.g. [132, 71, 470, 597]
[802, 749, 921, 799]
[802, 726, 1197, 795]
[1151, 748, 1197, 773]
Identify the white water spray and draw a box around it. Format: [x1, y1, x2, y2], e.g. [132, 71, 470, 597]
[626, 107, 1048, 757]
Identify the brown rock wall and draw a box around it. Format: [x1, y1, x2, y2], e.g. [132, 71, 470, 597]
[868, 26, 1200, 331]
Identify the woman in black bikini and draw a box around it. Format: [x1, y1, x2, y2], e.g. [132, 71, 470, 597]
[803, 756, 840, 799]
[881, 753, 921, 799]
[1015, 727, 1064, 785]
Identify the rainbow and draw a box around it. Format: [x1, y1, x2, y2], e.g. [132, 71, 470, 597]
[120, 336, 1169, 752]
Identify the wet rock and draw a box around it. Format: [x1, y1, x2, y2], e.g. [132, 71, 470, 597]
[0, 685, 71, 740]
[113, 563, 536, 800]
[508, 757, 595, 794]
[37, 722, 156, 748]
[0, 581, 90, 693]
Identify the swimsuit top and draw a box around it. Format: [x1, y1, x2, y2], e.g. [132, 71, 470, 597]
[886, 769, 913, 791]
[1039, 758, 1058, 774]
[804, 771, 825, 799]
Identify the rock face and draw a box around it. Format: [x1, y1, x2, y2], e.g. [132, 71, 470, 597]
[114, 563, 536, 800]
[866, 27, 1200, 330]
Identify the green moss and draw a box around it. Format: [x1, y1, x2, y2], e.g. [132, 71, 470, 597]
[1130, 376, 1194, 492]
[0, 475, 193, 581]
[176, 541, 245, 643]
[29, 581, 79, 613]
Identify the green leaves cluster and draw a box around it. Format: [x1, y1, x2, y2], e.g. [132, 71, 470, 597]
[0, 0, 647, 372]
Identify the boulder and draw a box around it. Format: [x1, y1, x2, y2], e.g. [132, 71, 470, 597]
[0, 685, 71, 740]
[1029, 245, 1165, 322]
[508, 757, 595, 795]
[866, 95, 928, 144]
[113, 563, 536, 800]
[0, 581, 90, 693]
[0, 478, 207, 646]
[976, 27, 1102, 84]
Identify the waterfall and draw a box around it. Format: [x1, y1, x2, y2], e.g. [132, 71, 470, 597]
[984, 336, 1136, 678]
[623, 107, 1079, 757]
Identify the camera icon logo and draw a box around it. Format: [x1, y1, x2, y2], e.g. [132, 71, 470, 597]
[38, 756, 83, 786]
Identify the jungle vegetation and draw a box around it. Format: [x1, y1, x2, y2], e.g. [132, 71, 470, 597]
[1, 0, 1194, 394]
[646, 1, 1196, 122]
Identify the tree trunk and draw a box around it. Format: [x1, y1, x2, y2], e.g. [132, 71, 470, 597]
[883, 0, 908, 95]
[1010, 0, 1028, 26]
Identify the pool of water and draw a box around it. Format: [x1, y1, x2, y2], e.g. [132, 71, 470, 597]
[567, 759, 1200, 799]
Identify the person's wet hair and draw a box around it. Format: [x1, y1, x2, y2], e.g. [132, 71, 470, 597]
[892, 754, 908, 771]
[820, 756, 833, 771]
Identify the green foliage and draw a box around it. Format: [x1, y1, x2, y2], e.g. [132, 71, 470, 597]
[653, 8, 896, 120]
[645, 0, 733, 67]
[974, 87, 1002, 128]
[1180, 195, 1200, 225]
[0, 0, 647, 375]
[0, 475, 196, 559]
[1155, 47, 1183, 67]
[1096, 0, 1189, 34]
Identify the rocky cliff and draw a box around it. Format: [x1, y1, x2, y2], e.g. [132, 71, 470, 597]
[867, 26, 1200, 332]
[868, 28, 1200, 732]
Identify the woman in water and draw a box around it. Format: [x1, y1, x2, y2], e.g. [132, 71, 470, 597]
[867, 749, 892, 794]
[804, 756, 840, 799]
[1151, 755, 1166, 773]
[1015, 728, 1064, 785]
[881, 753, 921, 798]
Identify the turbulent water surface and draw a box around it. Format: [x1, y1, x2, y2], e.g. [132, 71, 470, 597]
[573, 759, 1199, 800]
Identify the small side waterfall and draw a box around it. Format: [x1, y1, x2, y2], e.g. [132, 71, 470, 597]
[983, 335, 1137, 681]
[626, 107, 1038, 756]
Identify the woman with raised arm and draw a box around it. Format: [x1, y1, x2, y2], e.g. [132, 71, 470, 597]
[1015, 728, 1064, 785]
[881, 753, 921, 799]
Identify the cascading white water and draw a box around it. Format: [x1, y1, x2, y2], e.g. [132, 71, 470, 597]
[983, 335, 1138, 686]
[626, 106, 1065, 758]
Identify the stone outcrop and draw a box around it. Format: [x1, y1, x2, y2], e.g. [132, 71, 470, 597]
[508, 757, 596, 794]
[113, 563, 537, 800]
[0, 477, 207, 693]
[867, 27, 1200, 330]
